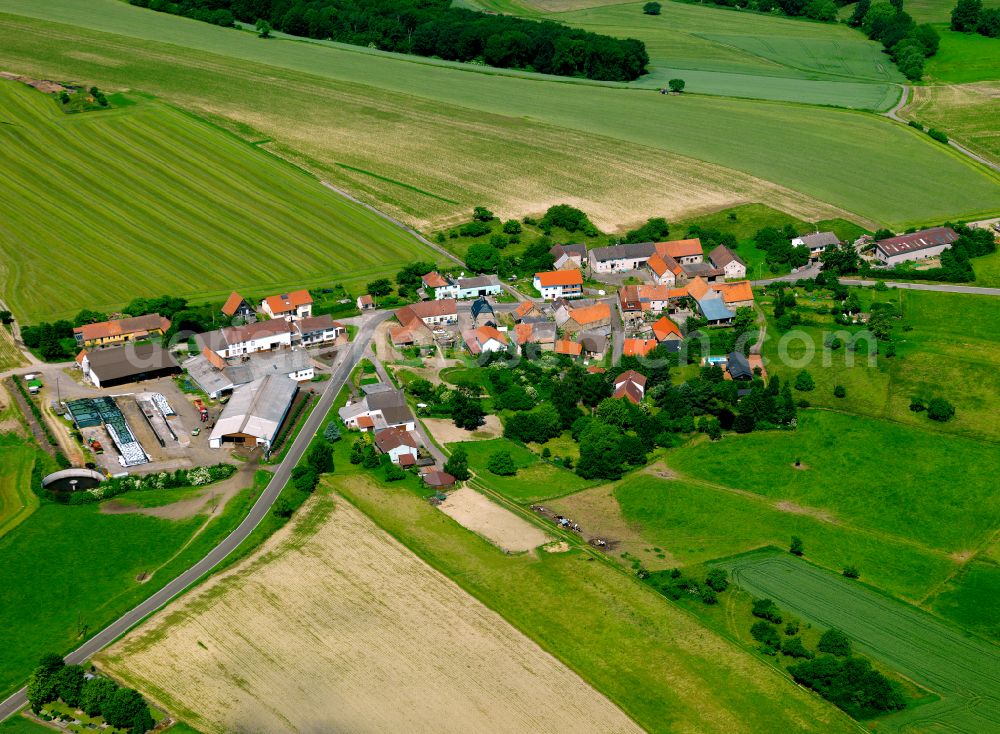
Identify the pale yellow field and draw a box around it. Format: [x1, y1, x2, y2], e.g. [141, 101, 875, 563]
[0, 327, 25, 372]
[906, 82, 1000, 166]
[99, 494, 643, 734]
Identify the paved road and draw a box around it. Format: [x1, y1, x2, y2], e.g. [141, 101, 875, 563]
[0, 310, 390, 722]
[839, 279, 1000, 296]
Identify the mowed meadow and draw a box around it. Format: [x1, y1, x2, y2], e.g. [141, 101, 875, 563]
[0, 79, 441, 322]
[0, 1, 998, 236]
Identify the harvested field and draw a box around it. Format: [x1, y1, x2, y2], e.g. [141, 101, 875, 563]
[438, 486, 549, 552]
[0, 327, 25, 373]
[423, 415, 502, 444]
[100, 493, 641, 734]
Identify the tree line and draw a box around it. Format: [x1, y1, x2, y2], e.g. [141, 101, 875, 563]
[129, 0, 649, 81]
[849, 0, 940, 80]
[951, 0, 1000, 37]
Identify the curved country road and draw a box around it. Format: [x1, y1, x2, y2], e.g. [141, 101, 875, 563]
[0, 310, 391, 722]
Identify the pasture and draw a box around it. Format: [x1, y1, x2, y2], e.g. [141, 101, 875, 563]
[906, 82, 1000, 166]
[759, 288, 1000, 443]
[669, 411, 1000, 555]
[99, 489, 645, 734]
[0, 78, 441, 323]
[924, 27, 1000, 83]
[1, 5, 998, 234]
[0, 485, 258, 698]
[718, 550, 1000, 734]
[450, 438, 596, 503]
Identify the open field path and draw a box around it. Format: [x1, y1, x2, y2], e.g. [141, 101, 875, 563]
[0, 309, 392, 722]
[885, 85, 1000, 175]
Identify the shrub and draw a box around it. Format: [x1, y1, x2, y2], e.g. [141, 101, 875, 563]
[473, 206, 495, 222]
[459, 221, 492, 238]
[705, 568, 729, 592]
[927, 397, 955, 422]
[794, 371, 815, 392]
[487, 450, 517, 476]
[790, 535, 804, 556]
[907, 120, 924, 131]
[643, 1, 662, 12]
[752, 598, 783, 624]
[750, 620, 781, 653]
[818, 628, 852, 656]
[789, 656, 904, 717]
[701, 587, 718, 604]
[927, 128, 949, 144]
[909, 396, 927, 412]
[384, 463, 406, 481]
[668, 78, 685, 93]
[781, 636, 814, 659]
[323, 422, 342, 442]
[833, 385, 846, 398]
[843, 565, 860, 579]
[785, 620, 800, 636]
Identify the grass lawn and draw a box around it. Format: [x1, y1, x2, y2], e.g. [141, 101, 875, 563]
[717, 550, 1000, 734]
[0, 435, 41, 539]
[972, 249, 1000, 286]
[450, 438, 595, 503]
[330, 473, 858, 733]
[669, 411, 1000, 556]
[0, 716, 59, 733]
[927, 557, 1000, 641]
[0, 483, 260, 698]
[0, 78, 442, 322]
[0, 5, 997, 236]
[759, 288, 1000, 443]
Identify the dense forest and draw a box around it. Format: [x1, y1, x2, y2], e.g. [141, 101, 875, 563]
[128, 0, 649, 81]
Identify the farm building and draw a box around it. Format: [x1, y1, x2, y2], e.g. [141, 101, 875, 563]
[613, 370, 646, 404]
[622, 338, 658, 358]
[463, 325, 509, 355]
[708, 245, 747, 278]
[874, 227, 959, 266]
[197, 320, 293, 359]
[357, 294, 375, 310]
[396, 299, 459, 327]
[339, 388, 416, 432]
[656, 238, 704, 265]
[588, 242, 656, 274]
[185, 347, 314, 399]
[791, 232, 840, 261]
[73, 313, 171, 347]
[374, 427, 421, 464]
[76, 343, 180, 389]
[261, 289, 313, 321]
[645, 253, 684, 286]
[559, 303, 611, 333]
[208, 374, 298, 450]
[422, 273, 503, 300]
[553, 339, 583, 357]
[652, 316, 683, 350]
[534, 269, 583, 300]
[550, 244, 587, 270]
[579, 333, 607, 359]
[221, 292, 255, 321]
[295, 315, 346, 347]
[513, 301, 543, 321]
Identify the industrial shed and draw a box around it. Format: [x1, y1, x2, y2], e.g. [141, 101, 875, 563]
[208, 374, 298, 450]
[77, 343, 180, 389]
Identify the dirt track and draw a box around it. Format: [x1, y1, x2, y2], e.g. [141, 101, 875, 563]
[100, 491, 642, 734]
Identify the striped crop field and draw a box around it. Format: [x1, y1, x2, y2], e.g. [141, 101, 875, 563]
[0, 3, 998, 237]
[0, 327, 25, 372]
[0, 436, 39, 540]
[0, 79, 441, 323]
[718, 550, 1000, 734]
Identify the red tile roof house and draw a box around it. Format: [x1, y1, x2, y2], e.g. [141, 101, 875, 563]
[652, 316, 683, 344]
[655, 238, 704, 265]
[645, 252, 684, 287]
[463, 325, 509, 355]
[874, 226, 960, 267]
[374, 426, 421, 464]
[357, 294, 375, 310]
[534, 269, 584, 300]
[622, 338, 658, 358]
[221, 292, 256, 321]
[553, 339, 583, 357]
[422, 469, 457, 489]
[560, 303, 612, 333]
[613, 370, 647, 404]
[513, 301, 543, 322]
[260, 289, 313, 321]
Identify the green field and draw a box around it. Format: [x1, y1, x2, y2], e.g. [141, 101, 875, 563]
[0, 484, 259, 697]
[759, 288, 1000, 443]
[544, 1, 903, 108]
[0, 3, 998, 236]
[449, 438, 596, 503]
[0, 435, 40, 539]
[0, 78, 441, 323]
[331, 473, 858, 733]
[0, 327, 25, 372]
[718, 550, 1000, 733]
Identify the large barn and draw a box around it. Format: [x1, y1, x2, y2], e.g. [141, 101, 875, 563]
[208, 374, 298, 450]
[76, 343, 180, 389]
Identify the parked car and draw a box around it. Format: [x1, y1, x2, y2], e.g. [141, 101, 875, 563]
[191, 427, 201, 436]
